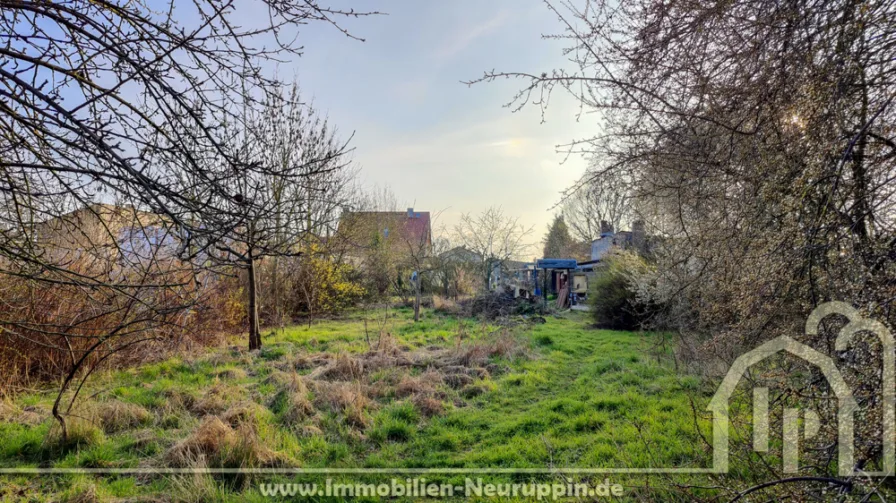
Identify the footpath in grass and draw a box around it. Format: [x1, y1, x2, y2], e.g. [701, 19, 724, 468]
[0, 308, 717, 502]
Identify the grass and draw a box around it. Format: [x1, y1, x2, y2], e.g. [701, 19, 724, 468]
[0, 307, 721, 501]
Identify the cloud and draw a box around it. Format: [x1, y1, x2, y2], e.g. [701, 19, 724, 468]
[354, 108, 590, 236]
[433, 10, 511, 61]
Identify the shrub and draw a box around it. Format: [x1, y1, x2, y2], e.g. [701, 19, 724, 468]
[589, 251, 654, 330]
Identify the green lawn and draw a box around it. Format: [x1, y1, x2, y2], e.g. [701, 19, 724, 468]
[0, 308, 720, 502]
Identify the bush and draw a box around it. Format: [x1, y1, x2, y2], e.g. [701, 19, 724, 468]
[589, 251, 653, 330]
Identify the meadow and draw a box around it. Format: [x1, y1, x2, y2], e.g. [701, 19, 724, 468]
[0, 309, 721, 502]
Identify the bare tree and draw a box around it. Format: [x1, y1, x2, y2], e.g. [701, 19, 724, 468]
[0, 0, 376, 434]
[453, 207, 533, 290]
[255, 85, 360, 333]
[471, 0, 895, 497]
[197, 85, 354, 350]
[399, 212, 445, 322]
[356, 184, 402, 213]
[561, 169, 632, 242]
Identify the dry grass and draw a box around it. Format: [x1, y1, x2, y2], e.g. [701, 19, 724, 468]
[161, 388, 195, 410]
[283, 391, 315, 425]
[267, 370, 317, 428]
[266, 370, 307, 394]
[0, 399, 14, 421]
[443, 330, 529, 368]
[166, 416, 286, 469]
[95, 400, 152, 433]
[300, 424, 323, 437]
[220, 401, 267, 429]
[309, 352, 364, 381]
[395, 371, 442, 398]
[169, 472, 227, 503]
[412, 395, 444, 417]
[368, 332, 406, 357]
[166, 416, 235, 467]
[202, 350, 239, 368]
[432, 295, 462, 315]
[215, 368, 247, 380]
[0, 399, 43, 426]
[274, 352, 329, 373]
[191, 383, 239, 416]
[311, 381, 371, 412]
[311, 381, 372, 429]
[272, 328, 531, 431]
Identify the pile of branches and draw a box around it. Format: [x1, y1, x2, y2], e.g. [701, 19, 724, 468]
[463, 290, 542, 320]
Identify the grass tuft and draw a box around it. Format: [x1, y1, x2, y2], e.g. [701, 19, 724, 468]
[46, 416, 105, 451]
[166, 415, 287, 470]
[61, 484, 101, 503]
[311, 352, 364, 381]
[191, 383, 240, 416]
[95, 400, 152, 433]
[215, 367, 247, 380]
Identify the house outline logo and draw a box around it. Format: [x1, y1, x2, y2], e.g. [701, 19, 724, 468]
[708, 302, 895, 476]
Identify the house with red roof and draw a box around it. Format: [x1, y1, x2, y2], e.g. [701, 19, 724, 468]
[336, 207, 432, 263]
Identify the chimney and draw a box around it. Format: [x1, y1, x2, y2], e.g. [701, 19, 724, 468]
[600, 220, 614, 235]
[407, 207, 414, 218]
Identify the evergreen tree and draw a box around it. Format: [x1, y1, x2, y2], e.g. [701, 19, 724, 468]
[542, 215, 575, 258]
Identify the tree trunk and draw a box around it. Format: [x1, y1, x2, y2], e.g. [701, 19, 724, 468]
[247, 254, 262, 351]
[307, 295, 313, 328]
[272, 255, 281, 332]
[413, 273, 421, 322]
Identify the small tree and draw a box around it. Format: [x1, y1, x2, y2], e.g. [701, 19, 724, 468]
[399, 216, 445, 322]
[542, 215, 579, 258]
[453, 207, 533, 291]
[202, 85, 354, 350]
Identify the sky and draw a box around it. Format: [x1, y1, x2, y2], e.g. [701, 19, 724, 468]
[273, 0, 595, 243]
